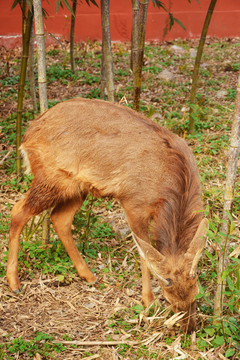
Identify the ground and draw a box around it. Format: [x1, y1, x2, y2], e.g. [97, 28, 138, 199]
[0, 38, 240, 359]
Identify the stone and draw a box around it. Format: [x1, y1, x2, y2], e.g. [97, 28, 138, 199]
[170, 45, 185, 55]
[157, 69, 175, 81]
[190, 48, 197, 58]
[216, 90, 227, 98]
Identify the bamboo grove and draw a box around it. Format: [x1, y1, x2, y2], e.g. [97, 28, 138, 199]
[8, 0, 240, 337]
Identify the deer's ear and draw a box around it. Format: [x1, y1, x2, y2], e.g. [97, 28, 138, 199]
[132, 233, 170, 286]
[186, 218, 208, 277]
[132, 233, 164, 262]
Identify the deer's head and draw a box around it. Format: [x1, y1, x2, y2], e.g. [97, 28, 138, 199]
[133, 218, 208, 333]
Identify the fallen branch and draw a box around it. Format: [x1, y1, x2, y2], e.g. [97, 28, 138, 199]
[0, 150, 12, 165]
[52, 339, 139, 346]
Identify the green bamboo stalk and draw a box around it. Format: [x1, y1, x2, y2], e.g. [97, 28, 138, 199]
[213, 72, 240, 321]
[70, 0, 77, 72]
[33, 0, 48, 114]
[100, 46, 106, 99]
[33, 0, 49, 243]
[133, 0, 149, 111]
[100, 0, 115, 102]
[16, 6, 33, 176]
[188, 0, 217, 134]
[21, 0, 27, 38]
[131, 0, 139, 72]
[29, 21, 37, 112]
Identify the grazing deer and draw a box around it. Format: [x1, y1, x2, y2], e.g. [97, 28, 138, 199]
[7, 98, 208, 333]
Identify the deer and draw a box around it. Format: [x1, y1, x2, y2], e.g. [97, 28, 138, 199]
[7, 98, 208, 333]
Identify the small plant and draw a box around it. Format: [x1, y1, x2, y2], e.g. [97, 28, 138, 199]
[47, 49, 60, 56]
[226, 88, 237, 100]
[1, 333, 66, 359]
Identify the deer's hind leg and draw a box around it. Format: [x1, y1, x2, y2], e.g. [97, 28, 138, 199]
[51, 198, 96, 283]
[7, 191, 38, 291]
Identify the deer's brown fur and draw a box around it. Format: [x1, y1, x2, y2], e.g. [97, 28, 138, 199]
[7, 98, 208, 333]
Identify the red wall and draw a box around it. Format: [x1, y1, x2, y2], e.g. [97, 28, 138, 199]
[0, 0, 239, 48]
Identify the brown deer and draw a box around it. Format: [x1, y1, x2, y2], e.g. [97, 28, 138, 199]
[7, 98, 208, 333]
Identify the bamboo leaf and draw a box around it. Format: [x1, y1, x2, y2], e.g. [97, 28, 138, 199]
[205, 250, 214, 260]
[230, 220, 235, 234]
[221, 269, 230, 281]
[225, 210, 233, 221]
[172, 17, 186, 31]
[194, 292, 203, 299]
[86, 0, 99, 7]
[226, 276, 234, 291]
[62, 0, 75, 15]
[26, 0, 33, 11]
[188, 0, 201, 5]
[151, 0, 165, 9]
[11, 0, 20, 10]
[168, 13, 174, 30]
[56, 0, 60, 13]
[218, 231, 227, 238]
[42, 8, 49, 19]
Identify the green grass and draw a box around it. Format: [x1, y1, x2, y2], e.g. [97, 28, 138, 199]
[0, 333, 66, 359]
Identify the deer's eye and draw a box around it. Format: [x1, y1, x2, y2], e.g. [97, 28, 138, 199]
[165, 278, 173, 287]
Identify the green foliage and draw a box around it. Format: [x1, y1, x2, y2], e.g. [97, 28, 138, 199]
[142, 65, 162, 74]
[73, 196, 116, 258]
[226, 88, 237, 100]
[196, 215, 240, 356]
[0, 196, 116, 281]
[1, 333, 66, 359]
[2, 175, 32, 193]
[198, 317, 240, 356]
[85, 87, 101, 98]
[46, 63, 100, 85]
[46, 48, 60, 56]
[0, 75, 20, 87]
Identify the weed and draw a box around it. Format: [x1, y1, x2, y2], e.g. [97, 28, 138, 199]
[226, 88, 237, 100]
[0, 75, 20, 87]
[1, 333, 66, 359]
[47, 49, 60, 56]
[2, 174, 32, 193]
[143, 65, 162, 74]
[85, 87, 101, 98]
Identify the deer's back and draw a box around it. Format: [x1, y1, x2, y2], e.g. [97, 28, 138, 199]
[22, 98, 199, 204]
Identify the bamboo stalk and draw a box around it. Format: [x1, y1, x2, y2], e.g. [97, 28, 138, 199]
[188, 0, 217, 134]
[100, 45, 106, 99]
[133, 0, 149, 111]
[100, 0, 115, 102]
[33, 0, 49, 243]
[16, 5, 33, 176]
[70, 0, 77, 72]
[33, 0, 48, 114]
[52, 339, 139, 346]
[29, 21, 37, 112]
[131, 0, 139, 72]
[213, 72, 240, 320]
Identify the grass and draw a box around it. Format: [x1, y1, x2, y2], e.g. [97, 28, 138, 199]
[0, 38, 240, 359]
